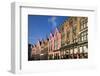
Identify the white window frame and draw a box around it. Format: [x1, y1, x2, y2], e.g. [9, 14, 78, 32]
[11, 2, 97, 74]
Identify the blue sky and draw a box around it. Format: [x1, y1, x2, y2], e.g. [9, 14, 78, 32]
[28, 15, 68, 45]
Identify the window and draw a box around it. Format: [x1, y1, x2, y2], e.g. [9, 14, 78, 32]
[80, 46, 83, 53]
[80, 30, 88, 42]
[74, 48, 78, 54]
[81, 33, 84, 41]
[70, 49, 73, 54]
[84, 35, 86, 41]
[80, 22, 83, 30]
[80, 17, 88, 30]
[83, 45, 88, 53]
[86, 33, 88, 41]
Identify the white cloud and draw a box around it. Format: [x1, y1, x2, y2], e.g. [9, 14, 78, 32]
[48, 16, 57, 28]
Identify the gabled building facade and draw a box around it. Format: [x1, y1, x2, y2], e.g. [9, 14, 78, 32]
[29, 16, 88, 60]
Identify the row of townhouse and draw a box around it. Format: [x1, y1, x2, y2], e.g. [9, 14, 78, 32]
[29, 16, 88, 60]
[57, 17, 88, 59]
